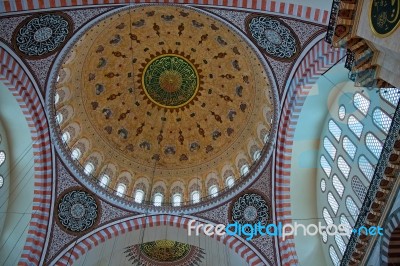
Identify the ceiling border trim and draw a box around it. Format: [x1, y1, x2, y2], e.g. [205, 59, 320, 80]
[274, 39, 346, 265]
[0, 1, 330, 25]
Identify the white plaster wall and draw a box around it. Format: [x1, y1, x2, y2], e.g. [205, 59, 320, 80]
[0, 81, 35, 265]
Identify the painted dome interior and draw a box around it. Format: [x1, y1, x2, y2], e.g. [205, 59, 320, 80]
[54, 5, 275, 206]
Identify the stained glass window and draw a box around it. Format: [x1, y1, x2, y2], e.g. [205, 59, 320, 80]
[366, 133, 383, 158]
[321, 179, 326, 192]
[135, 190, 145, 203]
[172, 193, 182, 207]
[338, 156, 350, 179]
[153, 193, 163, 206]
[343, 137, 357, 159]
[348, 115, 363, 139]
[335, 234, 346, 255]
[353, 92, 370, 115]
[329, 120, 342, 141]
[321, 155, 331, 177]
[346, 196, 359, 220]
[62, 132, 70, 143]
[84, 163, 94, 175]
[116, 183, 126, 197]
[226, 176, 235, 188]
[208, 185, 218, 197]
[323, 207, 334, 225]
[324, 137, 336, 160]
[380, 88, 400, 107]
[373, 108, 392, 134]
[340, 214, 353, 237]
[71, 148, 81, 160]
[99, 174, 109, 188]
[330, 246, 340, 266]
[358, 156, 374, 181]
[332, 175, 344, 197]
[351, 176, 367, 202]
[0, 151, 5, 166]
[328, 192, 339, 214]
[191, 191, 200, 203]
[338, 105, 346, 120]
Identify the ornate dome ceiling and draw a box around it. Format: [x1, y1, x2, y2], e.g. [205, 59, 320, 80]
[52, 5, 276, 209]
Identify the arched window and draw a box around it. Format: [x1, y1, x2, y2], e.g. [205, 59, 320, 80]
[153, 193, 163, 206]
[191, 191, 200, 204]
[253, 150, 261, 161]
[62, 132, 70, 143]
[172, 193, 182, 207]
[56, 113, 63, 124]
[338, 156, 350, 179]
[263, 133, 269, 144]
[366, 133, 383, 158]
[332, 175, 344, 198]
[324, 137, 336, 160]
[0, 175, 3, 188]
[71, 148, 81, 160]
[340, 214, 352, 237]
[99, 174, 109, 188]
[351, 176, 367, 202]
[353, 92, 370, 115]
[322, 230, 328, 243]
[328, 192, 339, 214]
[373, 108, 392, 134]
[115, 183, 126, 197]
[328, 120, 341, 141]
[358, 156, 374, 181]
[338, 105, 346, 120]
[348, 115, 363, 139]
[225, 176, 235, 188]
[320, 179, 326, 192]
[0, 151, 5, 166]
[343, 137, 356, 159]
[55, 92, 60, 104]
[134, 189, 145, 203]
[208, 185, 218, 197]
[84, 163, 94, 175]
[335, 234, 346, 255]
[320, 155, 331, 177]
[240, 164, 249, 176]
[380, 88, 400, 107]
[329, 246, 340, 266]
[323, 208, 333, 225]
[346, 196, 359, 221]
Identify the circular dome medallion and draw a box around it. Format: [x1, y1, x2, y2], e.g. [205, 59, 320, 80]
[57, 189, 99, 233]
[247, 16, 298, 60]
[14, 13, 72, 57]
[142, 54, 199, 108]
[230, 192, 269, 227]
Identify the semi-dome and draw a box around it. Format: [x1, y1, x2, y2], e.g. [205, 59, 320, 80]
[51, 5, 277, 211]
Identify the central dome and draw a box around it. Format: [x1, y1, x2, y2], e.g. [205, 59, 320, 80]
[142, 54, 200, 107]
[53, 5, 276, 209]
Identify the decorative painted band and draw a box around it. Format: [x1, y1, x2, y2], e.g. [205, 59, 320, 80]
[0, 0, 330, 25]
[0, 46, 53, 266]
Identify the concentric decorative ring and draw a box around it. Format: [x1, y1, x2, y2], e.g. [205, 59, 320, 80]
[230, 192, 269, 227]
[247, 16, 298, 59]
[57, 189, 99, 233]
[13, 13, 72, 57]
[140, 53, 200, 109]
